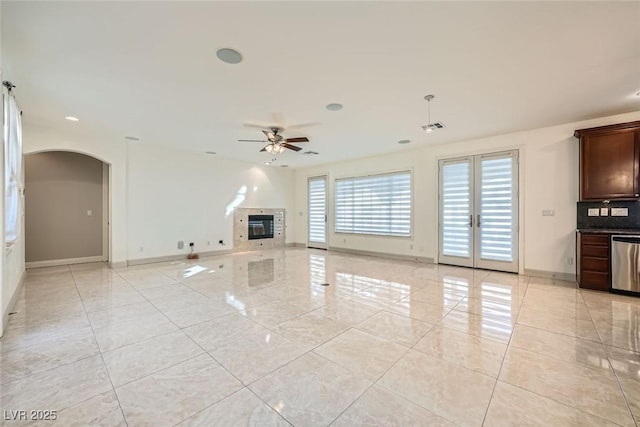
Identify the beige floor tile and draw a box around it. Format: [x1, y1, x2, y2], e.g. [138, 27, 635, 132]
[177, 388, 289, 426]
[0, 355, 112, 414]
[102, 331, 203, 387]
[440, 309, 514, 344]
[484, 381, 620, 427]
[606, 346, 640, 382]
[596, 324, 640, 352]
[356, 310, 433, 346]
[249, 352, 371, 427]
[183, 312, 266, 351]
[272, 311, 350, 347]
[241, 301, 311, 327]
[85, 301, 161, 329]
[467, 282, 526, 306]
[208, 329, 311, 384]
[92, 315, 179, 352]
[378, 349, 495, 426]
[333, 385, 455, 427]
[510, 324, 610, 370]
[386, 299, 453, 323]
[618, 376, 640, 424]
[24, 391, 127, 427]
[516, 307, 600, 342]
[160, 300, 237, 328]
[116, 354, 242, 426]
[453, 297, 519, 323]
[0, 329, 99, 384]
[499, 347, 634, 426]
[314, 329, 408, 380]
[311, 299, 379, 326]
[414, 325, 507, 378]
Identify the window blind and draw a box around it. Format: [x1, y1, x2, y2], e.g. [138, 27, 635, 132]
[335, 171, 411, 237]
[479, 156, 514, 262]
[441, 161, 471, 257]
[308, 177, 326, 243]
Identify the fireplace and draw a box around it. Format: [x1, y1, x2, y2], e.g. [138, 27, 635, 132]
[248, 215, 274, 240]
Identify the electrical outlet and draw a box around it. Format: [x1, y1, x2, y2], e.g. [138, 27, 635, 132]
[207, 241, 211, 246]
[139, 246, 143, 252]
[567, 257, 574, 265]
[177, 241, 184, 249]
[410, 244, 414, 250]
[542, 209, 555, 216]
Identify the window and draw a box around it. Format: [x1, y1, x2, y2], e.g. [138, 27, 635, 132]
[4, 90, 23, 245]
[335, 170, 411, 237]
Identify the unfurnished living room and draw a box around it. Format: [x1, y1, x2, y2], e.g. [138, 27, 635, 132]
[1, 1, 640, 426]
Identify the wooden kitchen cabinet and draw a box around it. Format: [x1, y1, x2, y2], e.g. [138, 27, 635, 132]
[577, 232, 610, 291]
[575, 121, 640, 201]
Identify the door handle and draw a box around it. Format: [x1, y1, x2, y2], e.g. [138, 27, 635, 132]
[324, 215, 327, 223]
[469, 214, 473, 227]
[477, 214, 481, 227]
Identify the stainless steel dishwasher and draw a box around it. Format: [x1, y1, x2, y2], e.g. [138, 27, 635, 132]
[611, 235, 640, 295]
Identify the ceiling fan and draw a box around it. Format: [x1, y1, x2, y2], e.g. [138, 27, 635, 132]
[238, 127, 309, 154]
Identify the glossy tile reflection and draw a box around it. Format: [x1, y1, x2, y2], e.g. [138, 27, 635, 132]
[1, 248, 639, 426]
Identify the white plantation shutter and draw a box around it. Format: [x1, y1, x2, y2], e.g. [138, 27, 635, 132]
[308, 177, 326, 244]
[478, 155, 514, 262]
[335, 171, 411, 237]
[441, 160, 472, 258]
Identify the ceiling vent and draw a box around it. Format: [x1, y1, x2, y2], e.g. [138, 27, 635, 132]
[421, 122, 445, 132]
[302, 151, 319, 155]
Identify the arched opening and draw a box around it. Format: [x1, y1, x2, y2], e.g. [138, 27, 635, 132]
[24, 151, 111, 267]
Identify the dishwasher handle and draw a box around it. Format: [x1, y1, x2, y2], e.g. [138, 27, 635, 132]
[612, 236, 640, 245]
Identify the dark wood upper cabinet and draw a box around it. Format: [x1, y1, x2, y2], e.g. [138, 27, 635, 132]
[575, 121, 640, 201]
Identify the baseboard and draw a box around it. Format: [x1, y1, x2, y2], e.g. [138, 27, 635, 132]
[328, 246, 434, 264]
[108, 261, 127, 269]
[26, 256, 104, 269]
[126, 249, 235, 267]
[1, 269, 26, 337]
[524, 268, 576, 282]
[287, 242, 307, 248]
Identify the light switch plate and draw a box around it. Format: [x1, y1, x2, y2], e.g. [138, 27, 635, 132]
[611, 207, 629, 217]
[542, 209, 555, 216]
[600, 207, 609, 216]
[588, 208, 600, 217]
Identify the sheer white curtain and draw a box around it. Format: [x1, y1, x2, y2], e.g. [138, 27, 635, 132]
[4, 92, 23, 245]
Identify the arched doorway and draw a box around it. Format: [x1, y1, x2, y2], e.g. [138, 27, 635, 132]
[24, 151, 110, 267]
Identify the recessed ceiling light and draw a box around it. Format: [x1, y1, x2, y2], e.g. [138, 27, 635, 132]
[216, 48, 243, 64]
[397, 139, 411, 145]
[205, 151, 216, 155]
[65, 116, 79, 122]
[124, 136, 140, 141]
[326, 103, 343, 111]
[264, 162, 271, 165]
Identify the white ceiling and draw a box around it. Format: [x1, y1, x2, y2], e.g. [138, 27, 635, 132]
[3, 1, 640, 168]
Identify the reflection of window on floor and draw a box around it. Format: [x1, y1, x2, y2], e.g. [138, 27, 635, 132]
[309, 253, 326, 287]
[476, 283, 514, 325]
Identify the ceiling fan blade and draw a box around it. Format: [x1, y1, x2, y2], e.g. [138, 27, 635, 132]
[287, 122, 321, 129]
[285, 137, 309, 143]
[282, 143, 303, 152]
[260, 146, 268, 152]
[244, 122, 271, 129]
[262, 130, 275, 140]
[238, 139, 267, 143]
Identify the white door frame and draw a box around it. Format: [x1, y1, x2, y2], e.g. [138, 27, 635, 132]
[438, 150, 519, 273]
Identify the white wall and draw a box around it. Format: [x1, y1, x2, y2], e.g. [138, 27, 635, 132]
[126, 142, 295, 260]
[23, 124, 128, 264]
[21, 124, 295, 264]
[294, 110, 640, 276]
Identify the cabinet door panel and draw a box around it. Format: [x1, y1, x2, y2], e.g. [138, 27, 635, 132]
[580, 271, 610, 291]
[581, 131, 638, 200]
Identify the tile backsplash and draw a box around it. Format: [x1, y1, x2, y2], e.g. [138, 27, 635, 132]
[577, 201, 640, 229]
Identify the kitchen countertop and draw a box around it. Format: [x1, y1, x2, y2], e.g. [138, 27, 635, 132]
[577, 228, 640, 235]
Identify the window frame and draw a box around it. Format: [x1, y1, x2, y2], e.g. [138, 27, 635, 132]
[334, 168, 413, 238]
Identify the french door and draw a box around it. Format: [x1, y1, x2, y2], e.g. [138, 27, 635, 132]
[308, 176, 327, 249]
[438, 150, 519, 273]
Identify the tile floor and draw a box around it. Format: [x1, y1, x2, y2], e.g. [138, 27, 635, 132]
[1, 248, 639, 426]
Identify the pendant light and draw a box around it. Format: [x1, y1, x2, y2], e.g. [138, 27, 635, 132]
[422, 94, 435, 133]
